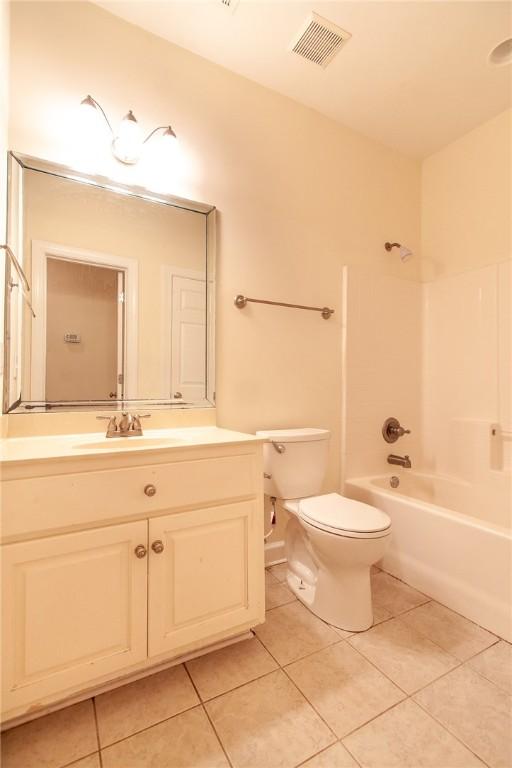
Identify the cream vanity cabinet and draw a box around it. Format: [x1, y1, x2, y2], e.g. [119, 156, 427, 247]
[0, 431, 264, 723]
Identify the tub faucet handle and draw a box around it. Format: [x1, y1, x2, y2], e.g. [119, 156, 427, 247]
[383, 417, 411, 443]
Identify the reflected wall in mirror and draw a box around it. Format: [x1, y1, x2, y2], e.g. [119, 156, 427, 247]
[4, 153, 216, 413]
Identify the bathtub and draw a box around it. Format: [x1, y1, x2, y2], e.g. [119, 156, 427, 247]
[345, 472, 512, 641]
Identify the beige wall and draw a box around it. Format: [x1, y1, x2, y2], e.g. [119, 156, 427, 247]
[46, 259, 118, 401]
[421, 108, 511, 281]
[0, 0, 9, 433]
[7, 1, 422, 491]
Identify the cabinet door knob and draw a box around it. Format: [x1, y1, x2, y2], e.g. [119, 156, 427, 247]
[144, 484, 157, 497]
[151, 539, 165, 554]
[134, 544, 147, 559]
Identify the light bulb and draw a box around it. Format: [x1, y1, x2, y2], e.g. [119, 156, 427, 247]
[112, 110, 143, 164]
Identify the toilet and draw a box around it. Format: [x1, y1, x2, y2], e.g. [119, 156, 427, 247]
[257, 428, 391, 631]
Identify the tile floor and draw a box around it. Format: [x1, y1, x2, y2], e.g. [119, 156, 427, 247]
[1, 566, 511, 768]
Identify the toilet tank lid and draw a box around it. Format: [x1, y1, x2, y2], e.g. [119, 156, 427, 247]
[255, 428, 330, 443]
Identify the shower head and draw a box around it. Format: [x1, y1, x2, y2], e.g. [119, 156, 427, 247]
[385, 242, 413, 262]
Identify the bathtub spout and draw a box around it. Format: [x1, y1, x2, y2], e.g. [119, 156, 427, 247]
[387, 454, 412, 468]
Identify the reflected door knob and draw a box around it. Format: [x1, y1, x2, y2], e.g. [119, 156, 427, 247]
[144, 484, 157, 497]
[134, 545, 147, 559]
[151, 540, 164, 554]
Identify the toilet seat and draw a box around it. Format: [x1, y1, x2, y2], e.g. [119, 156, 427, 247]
[297, 493, 391, 539]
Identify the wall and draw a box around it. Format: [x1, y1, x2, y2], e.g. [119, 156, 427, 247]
[0, 0, 9, 435]
[421, 112, 511, 520]
[421, 109, 511, 281]
[7, 1, 421, 492]
[342, 267, 423, 481]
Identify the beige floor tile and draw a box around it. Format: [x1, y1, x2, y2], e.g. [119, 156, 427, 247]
[348, 618, 458, 694]
[268, 562, 289, 582]
[468, 640, 512, 694]
[371, 572, 429, 616]
[68, 755, 101, 768]
[1, 700, 97, 768]
[331, 625, 354, 639]
[186, 636, 278, 700]
[300, 742, 359, 768]
[101, 706, 229, 768]
[372, 604, 393, 625]
[95, 664, 199, 746]
[255, 601, 339, 665]
[265, 568, 279, 586]
[401, 601, 498, 661]
[286, 641, 405, 738]
[343, 699, 485, 767]
[266, 578, 297, 610]
[205, 669, 336, 768]
[414, 665, 512, 768]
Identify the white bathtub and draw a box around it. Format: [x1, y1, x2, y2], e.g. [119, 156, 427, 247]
[345, 472, 512, 641]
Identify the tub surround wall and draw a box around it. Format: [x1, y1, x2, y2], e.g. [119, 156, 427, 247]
[422, 262, 512, 511]
[7, 1, 421, 489]
[420, 110, 511, 519]
[342, 267, 423, 480]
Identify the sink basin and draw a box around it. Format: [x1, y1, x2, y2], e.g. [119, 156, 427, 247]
[75, 437, 184, 451]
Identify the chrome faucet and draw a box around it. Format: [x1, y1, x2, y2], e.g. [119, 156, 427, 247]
[387, 454, 412, 469]
[96, 413, 151, 438]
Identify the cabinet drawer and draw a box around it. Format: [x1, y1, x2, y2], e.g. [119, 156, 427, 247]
[2, 451, 260, 540]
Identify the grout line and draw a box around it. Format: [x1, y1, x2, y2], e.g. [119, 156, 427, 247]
[60, 750, 101, 768]
[413, 693, 492, 767]
[183, 665, 234, 768]
[93, 681, 201, 752]
[91, 698, 103, 768]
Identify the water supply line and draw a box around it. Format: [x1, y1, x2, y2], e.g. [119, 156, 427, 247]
[264, 495, 277, 541]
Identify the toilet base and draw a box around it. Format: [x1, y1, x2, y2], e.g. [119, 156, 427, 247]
[287, 566, 374, 632]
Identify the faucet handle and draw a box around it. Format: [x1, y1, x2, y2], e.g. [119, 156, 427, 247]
[132, 413, 151, 433]
[96, 415, 118, 437]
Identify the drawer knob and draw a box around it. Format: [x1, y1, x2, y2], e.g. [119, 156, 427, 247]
[144, 484, 157, 497]
[134, 544, 147, 559]
[151, 539, 164, 554]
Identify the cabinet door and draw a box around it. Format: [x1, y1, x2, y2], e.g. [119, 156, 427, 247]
[2, 521, 148, 714]
[148, 502, 262, 657]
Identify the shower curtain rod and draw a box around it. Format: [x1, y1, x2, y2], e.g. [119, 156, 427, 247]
[234, 294, 334, 320]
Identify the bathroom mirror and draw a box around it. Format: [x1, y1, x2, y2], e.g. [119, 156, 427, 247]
[3, 152, 216, 413]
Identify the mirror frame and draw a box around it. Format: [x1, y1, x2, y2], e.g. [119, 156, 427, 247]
[3, 152, 216, 414]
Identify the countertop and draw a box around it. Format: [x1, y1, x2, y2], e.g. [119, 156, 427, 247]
[0, 426, 264, 465]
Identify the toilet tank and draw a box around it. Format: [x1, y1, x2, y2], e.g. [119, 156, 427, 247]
[256, 428, 330, 499]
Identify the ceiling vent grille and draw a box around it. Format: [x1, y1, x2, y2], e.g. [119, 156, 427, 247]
[290, 13, 351, 68]
[219, 0, 240, 12]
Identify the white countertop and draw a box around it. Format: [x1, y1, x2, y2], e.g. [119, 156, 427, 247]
[0, 426, 263, 465]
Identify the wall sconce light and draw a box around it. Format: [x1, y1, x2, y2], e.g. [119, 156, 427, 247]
[80, 95, 178, 165]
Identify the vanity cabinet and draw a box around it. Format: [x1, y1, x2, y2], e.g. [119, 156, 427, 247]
[1, 521, 148, 712]
[0, 433, 264, 724]
[149, 502, 259, 657]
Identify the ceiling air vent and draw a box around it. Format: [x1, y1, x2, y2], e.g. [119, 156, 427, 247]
[290, 12, 351, 68]
[219, 0, 240, 12]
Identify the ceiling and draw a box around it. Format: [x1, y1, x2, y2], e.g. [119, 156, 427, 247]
[95, 1, 512, 157]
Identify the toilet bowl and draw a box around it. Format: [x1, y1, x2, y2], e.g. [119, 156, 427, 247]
[284, 494, 390, 631]
[257, 428, 391, 631]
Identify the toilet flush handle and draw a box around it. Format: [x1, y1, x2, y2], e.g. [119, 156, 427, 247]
[272, 441, 286, 454]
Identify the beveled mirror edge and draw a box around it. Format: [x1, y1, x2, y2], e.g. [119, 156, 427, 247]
[10, 152, 216, 215]
[3, 151, 217, 415]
